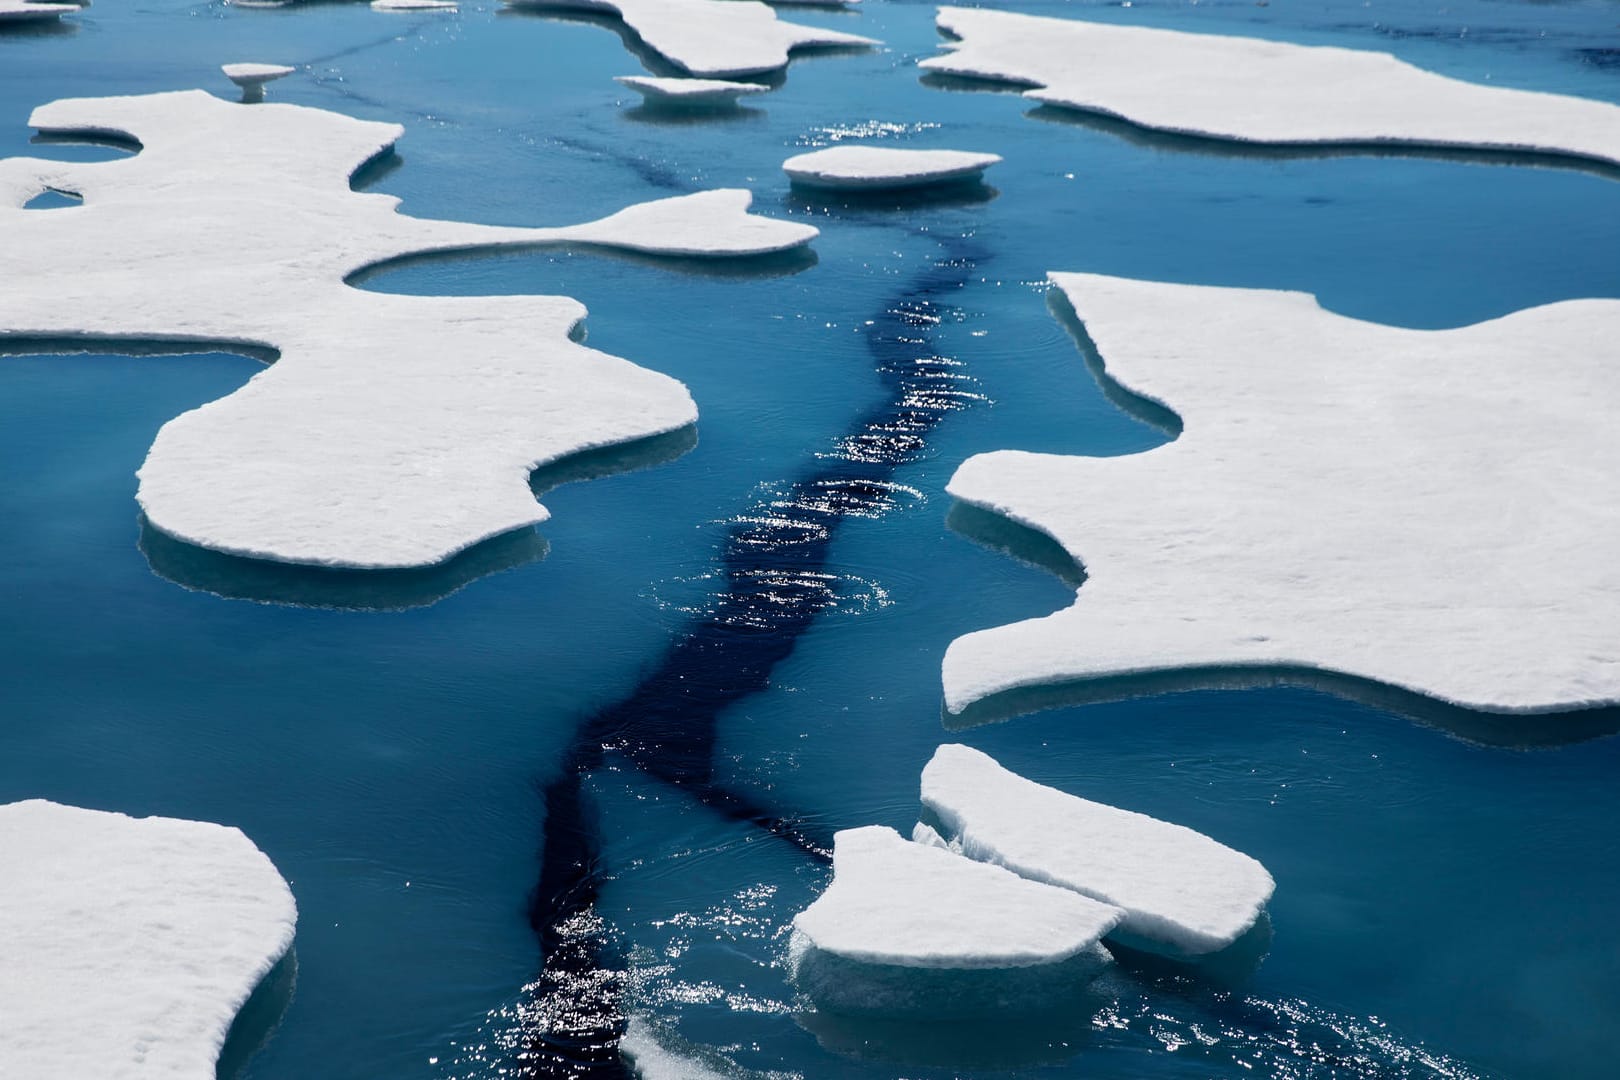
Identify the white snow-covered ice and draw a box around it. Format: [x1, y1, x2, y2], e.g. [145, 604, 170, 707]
[789, 825, 1120, 1015]
[782, 145, 1001, 189]
[0, 0, 76, 22]
[0, 799, 298, 1079]
[615, 75, 770, 106]
[944, 272, 1620, 719]
[504, 0, 876, 78]
[921, 745, 1274, 956]
[0, 90, 817, 571]
[922, 7, 1620, 169]
[221, 63, 295, 102]
[371, 0, 458, 11]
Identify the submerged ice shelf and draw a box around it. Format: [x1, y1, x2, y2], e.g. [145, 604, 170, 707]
[944, 273, 1620, 722]
[923, 744, 1274, 956]
[922, 6, 1620, 168]
[0, 89, 816, 572]
[504, 0, 877, 78]
[0, 799, 297, 1079]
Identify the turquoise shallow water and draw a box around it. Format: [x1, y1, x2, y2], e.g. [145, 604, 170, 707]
[3, 1, 1619, 1077]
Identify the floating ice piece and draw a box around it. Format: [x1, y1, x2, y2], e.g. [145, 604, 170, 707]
[921, 745, 1273, 956]
[505, 0, 877, 78]
[783, 145, 1000, 189]
[0, 90, 815, 572]
[616, 75, 770, 107]
[619, 1017, 729, 1079]
[0, 0, 76, 22]
[944, 272, 1620, 720]
[371, 0, 458, 10]
[922, 7, 1620, 169]
[0, 799, 297, 1079]
[789, 825, 1120, 1016]
[221, 63, 295, 103]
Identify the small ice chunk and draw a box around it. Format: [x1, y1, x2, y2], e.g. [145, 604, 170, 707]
[789, 825, 1121, 1016]
[922, 745, 1274, 956]
[782, 145, 1001, 190]
[221, 63, 295, 104]
[0, 799, 298, 1078]
[371, 0, 458, 10]
[618, 1017, 729, 1079]
[615, 75, 770, 106]
[221, 63, 296, 88]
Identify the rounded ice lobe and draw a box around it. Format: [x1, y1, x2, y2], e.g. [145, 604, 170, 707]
[783, 145, 1001, 190]
[789, 825, 1121, 1017]
[0, 799, 298, 1079]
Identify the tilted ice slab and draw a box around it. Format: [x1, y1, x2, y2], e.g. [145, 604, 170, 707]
[0, 90, 816, 569]
[0, 0, 76, 21]
[922, 745, 1273, 956]
[0, 799, 297, 1079]
[944, 272, 1620, 718]
[782, 145, 1001, 189]
[922, 7, 1620, 169]
[504, 0, 876, 78]
[789, 825, 1121, 1015]
[616, 75, 770, 106]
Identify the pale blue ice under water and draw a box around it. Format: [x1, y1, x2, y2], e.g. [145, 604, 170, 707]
[3, 1, 1620, 1077]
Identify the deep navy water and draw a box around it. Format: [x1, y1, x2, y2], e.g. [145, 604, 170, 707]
[3, 1, 1620, 1077]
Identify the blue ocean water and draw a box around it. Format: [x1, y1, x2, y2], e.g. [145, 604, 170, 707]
[2, 1, 1618, 1078]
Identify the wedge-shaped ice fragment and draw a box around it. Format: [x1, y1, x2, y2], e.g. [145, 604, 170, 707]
[782, 145, 1001, 190]
[789, 825, 1121, 1016]
[0, 799, 298, 1079]
[615, 75, 770, 107]
[0, 1, 76, 23]
[922, 7, 1620, 169]
[505, 0, 876, 78]
[921, 745, 1273, 956]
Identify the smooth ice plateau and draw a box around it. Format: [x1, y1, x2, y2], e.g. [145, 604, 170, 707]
[922, 6, 1620, 168]
[922, 744, 1274, 956]
[0, 0, 75, 22]
[944, 273, 1620, 719]
[0, 89, 817, 570]
[781, 145, 1002, 189]
[503, 0, 877, 78]
[0, 799, 297, 1080]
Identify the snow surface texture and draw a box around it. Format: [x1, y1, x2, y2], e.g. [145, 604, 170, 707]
[944, 272, 1620, 718]
[616, 75, 770, 106]
[789, 825, 1120, 1016]
[0, 90, 817, 569]
[922, 744, 1274, 956]
[0, 799, 298, 1079]
[782, 145, 1001, 190]
[0, 0, 76, 22]
[504, 0, 876, 78]
[922, 7, 1620, 168]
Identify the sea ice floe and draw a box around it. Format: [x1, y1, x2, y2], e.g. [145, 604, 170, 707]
[0, 799, 297, 1079]
[616, 75, 770, 107]
[922, 744, 1274, 956]
[944, 272, 1620, 720]
[221, 63, 295, 103]
[789, 825, 1121, 1016]
[0, 90, 816, 571]
[782, 145, 1001, 189]
[505, 0, 877, 78]
[0, 0, 75, 22]
[371, 0, 458, 11]
[922, 7, 1620, 168]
